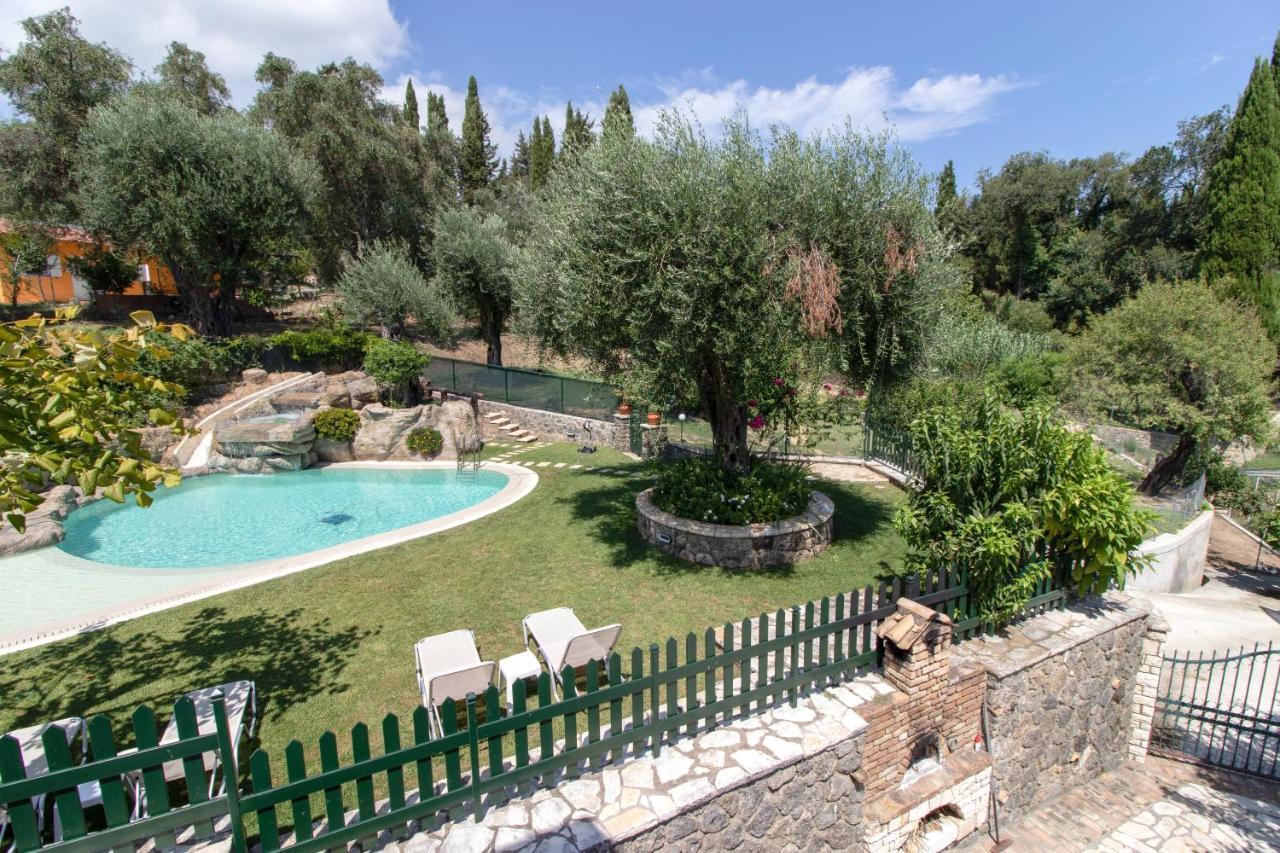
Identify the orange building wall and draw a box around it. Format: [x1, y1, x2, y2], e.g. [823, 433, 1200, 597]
[0, 237, 176, 305]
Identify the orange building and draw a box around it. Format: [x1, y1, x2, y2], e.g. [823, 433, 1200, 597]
[0, 219, 176, 305]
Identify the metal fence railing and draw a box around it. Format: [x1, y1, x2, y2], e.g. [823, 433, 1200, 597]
[423, 357, 619, 421]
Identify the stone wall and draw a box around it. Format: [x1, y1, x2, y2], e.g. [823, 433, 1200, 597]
[1088, 423, 1179, 455]
[1128, 613, 1170, 762]
[635, 488, 834, 569]
[614, 733, 868, 853]
[952, 592, 1153, 822]
[474, 398, 630, 451]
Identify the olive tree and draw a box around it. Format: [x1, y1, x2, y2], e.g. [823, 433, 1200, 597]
[1066, 280, 1274, 494]
[0, 307, 185, 532]
[432, 206, 518, 366]
[519, 112, 951, 469]
[76, 87, 318, 335]
[336, 241, 453, 340]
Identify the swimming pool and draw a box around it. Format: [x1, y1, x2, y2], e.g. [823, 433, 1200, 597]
[59, 466, 511, 569]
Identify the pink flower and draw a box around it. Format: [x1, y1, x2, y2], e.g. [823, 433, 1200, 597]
[839, 389, 850, 397]
[748, 415, 766, 430]
[823, 383, 832, 391]
[772, 377, 784, 387]
[746, 399, 758, 408]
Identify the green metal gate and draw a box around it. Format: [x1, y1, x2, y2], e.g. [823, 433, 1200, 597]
[628, 411, 644, 455]
[1150, 642, 1280, 779]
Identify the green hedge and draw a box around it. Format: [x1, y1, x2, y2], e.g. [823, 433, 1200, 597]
[652, 458, 812, 525]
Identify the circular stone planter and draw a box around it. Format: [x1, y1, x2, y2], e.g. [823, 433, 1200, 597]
[636, 488, 834, 569]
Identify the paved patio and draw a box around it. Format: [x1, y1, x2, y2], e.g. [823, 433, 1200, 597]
[958, 756, 1280, 852]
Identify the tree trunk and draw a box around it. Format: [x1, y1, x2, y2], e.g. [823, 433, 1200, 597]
[698, 360, 747, 471]
[1139, 432, 1196, 496]
[175, 275, 235, 336]
[480, 305, 503, 366]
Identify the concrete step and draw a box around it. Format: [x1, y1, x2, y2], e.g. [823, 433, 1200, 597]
[507, 429, 530, 438]
[484, 412, 508, 422]
[517, 434, 539, 443]
[498, 423, 522, 432]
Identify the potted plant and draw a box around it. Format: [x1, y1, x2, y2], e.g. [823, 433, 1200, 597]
[646, 410, 662, 426]
[617, 401, 632, 416]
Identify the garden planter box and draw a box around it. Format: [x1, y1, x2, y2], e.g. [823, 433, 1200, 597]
[636, 487, 834, 569]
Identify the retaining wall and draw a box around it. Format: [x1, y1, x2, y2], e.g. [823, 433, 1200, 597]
[952, 593, 1155, 822]
[1127, 509, 1213, 594]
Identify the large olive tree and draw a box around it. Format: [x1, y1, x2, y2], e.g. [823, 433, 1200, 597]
[1066, 280, 1274, 494]
[76, 87, 318, 335]
[519, 113, 952, 469]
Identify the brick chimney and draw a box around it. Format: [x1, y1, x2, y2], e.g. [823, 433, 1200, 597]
[876, 597, 953, 695]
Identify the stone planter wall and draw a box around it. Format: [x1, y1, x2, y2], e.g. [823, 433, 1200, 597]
[635, 488, 834, 569]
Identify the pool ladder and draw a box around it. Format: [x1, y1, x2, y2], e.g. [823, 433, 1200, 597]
[457, 446, 482, 476]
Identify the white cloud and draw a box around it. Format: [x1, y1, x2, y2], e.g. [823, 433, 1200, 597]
[635, 68, 1026, 143]
[0, 0, 408, 105]
[389, 66, 1025, 163]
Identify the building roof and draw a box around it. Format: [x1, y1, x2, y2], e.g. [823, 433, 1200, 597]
[876, 597, 953, 648]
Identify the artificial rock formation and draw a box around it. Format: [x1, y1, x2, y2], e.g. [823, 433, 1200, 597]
[352, 400, 480, 461]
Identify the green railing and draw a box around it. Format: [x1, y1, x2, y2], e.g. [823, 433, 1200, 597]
[422, 357, 619, 421]
[862, 420, 920, 480]
[0, 562, 1071, 852]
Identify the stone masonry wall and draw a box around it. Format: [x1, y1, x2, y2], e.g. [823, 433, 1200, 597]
[613, 730, 868, 853]
[473, 398, 629, 451]
[1128, 612, 1170, 762]
[952, 592, 1153, 822]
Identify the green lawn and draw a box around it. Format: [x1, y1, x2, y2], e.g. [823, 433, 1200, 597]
[0, 451, 906, 775]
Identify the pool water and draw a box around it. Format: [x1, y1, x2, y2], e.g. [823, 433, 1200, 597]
[59, 467, 508, 569]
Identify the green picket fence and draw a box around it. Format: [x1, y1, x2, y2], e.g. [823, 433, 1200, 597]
[0, 695, 246, 853]
[422, 357, 619, 421]
[0, 562, 1071, 852]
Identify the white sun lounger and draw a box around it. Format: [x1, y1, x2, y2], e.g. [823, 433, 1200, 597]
[1, 718, 85, 851]
[415, 630, 496, 736]
[522, 608, 622, 697]
[144, 680, 257, 806]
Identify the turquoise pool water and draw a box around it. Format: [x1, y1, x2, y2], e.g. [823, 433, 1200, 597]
[59, 467, 509, 569]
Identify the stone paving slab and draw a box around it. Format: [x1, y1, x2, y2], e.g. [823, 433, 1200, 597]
[958, 757, 1280, 852]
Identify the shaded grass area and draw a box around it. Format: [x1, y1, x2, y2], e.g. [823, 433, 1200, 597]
[0, 455, 906, 778]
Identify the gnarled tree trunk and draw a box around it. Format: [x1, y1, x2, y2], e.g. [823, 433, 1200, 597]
[698, 358, 747, 471]
[1139, 432, 1196, 496]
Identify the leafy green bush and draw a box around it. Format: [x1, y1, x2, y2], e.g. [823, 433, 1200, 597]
[269, 325, 372, 371]
[652, 458, 812, 525]
[406, 427, 443, 456]
[363, 339, 429, 405]
[992, 351, 1067, 408]
[133, 332, 241, 398]
[895, 395, 1155, 625]
[313, 408, 361, 442]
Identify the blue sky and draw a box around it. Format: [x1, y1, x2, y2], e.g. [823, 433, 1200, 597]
[2, 1, 1278, 188]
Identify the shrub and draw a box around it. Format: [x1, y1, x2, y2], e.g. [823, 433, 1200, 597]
[313, 408, 361, 442]
[652, 458, 812, 525]
[992, 351, 1067, 408]
[269, 325, 372, 371]
[133, 331, 240, 398]
[363, 339, 429, 405]
[406, 427, 443, 456]
[895, 395, 1155, 625]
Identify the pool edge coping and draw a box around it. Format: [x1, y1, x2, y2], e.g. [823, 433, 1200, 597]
[0, 461, 539, 656]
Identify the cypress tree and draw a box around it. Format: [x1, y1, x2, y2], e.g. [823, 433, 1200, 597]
[426, 91, 449, 130]
[561, 101, 594, 158]
[602, 84, 635, 141]
[530, 115, 555, 187]
[510, 131, 531, 181]
[403, 79, 419, 129]
[936, 160, 958, 215]
[1200, 59, 1280, 284]
[459, 75, 498, 205]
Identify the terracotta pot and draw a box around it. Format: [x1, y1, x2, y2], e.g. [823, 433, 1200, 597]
[646, 411, 661, 426]
[617, 403, 632, 416]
